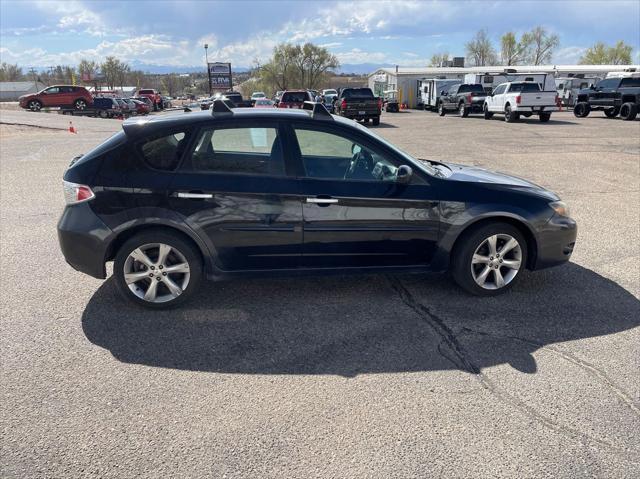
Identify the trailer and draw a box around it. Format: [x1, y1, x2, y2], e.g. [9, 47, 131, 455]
[417, 78, 462, 110]
[464, 71, 557, 93]
[555, 75, 600, 107]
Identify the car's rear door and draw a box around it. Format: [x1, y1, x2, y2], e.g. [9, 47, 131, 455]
[290, 123, 439, 269]
[168, 119, 303, 271]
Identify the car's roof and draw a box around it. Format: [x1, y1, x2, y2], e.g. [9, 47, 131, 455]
[122, 107, 351, 138]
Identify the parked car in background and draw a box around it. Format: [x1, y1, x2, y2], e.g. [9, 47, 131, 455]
[130, 98, 150, 115]
[573, 74, 640, 121]
[483, 81, 559, 122]
[322, 89, 338, 111]
[121, 99, 139, 115]
[555, 76, 599, 107]
[273, 90, 284, 103]
[57, 100, 576, 307]
[93, 97, 122, 118]
[333, 87, 381, 125]
[115, 99, 133, 117]
[136, 89, 163, 111]
[161, 96, 172, 109]
[19, 85, 93, 111]
[134, 96, 153, 109]
[250, 92, 266, 105]
[417, 78, 461, 111]
[382, 90, 399, 112]
[438, 83, 487, 117]
[254, 98, 275, 108]
[277, 90, 313, 109]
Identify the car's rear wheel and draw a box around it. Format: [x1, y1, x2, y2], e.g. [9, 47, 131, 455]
[114, 231, 202, 308]
[28, 100, 42, 112]
[539, 112, 551, 122]
[372, 116, 380, 126]
[619, 102, 638, 121]
[452, 222, 527, 296]
[573, 102, 590, 118]
[603, 106, 620, 118]
[504, 105, 519, 122]
[74, 99, 87, 110]
[459, 103, 469, 117]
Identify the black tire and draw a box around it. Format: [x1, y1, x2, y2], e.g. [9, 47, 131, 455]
[372, 116, 380, 126]
[603, 106, 620, 118]
[452, 222, 528, 297]
[539, 112, 551, 122]
[363, 118, 370, 124]
[153, 103, 159, 112]
[483, 105, 493, 119]
[619, 102, 638, 121]
[438, 102, 446, 116]
[98, 109, 108, 119]
[74, 99, 88, 110]
[28, 100, 42, 112]
[573, 102, 590, 118]
[113, 230, 203, 309]
[459, 103, 469, 117]
[504, 105, 519, 123]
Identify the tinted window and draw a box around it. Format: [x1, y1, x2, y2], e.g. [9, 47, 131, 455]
[44, 87, 60, 94]
[493, 84, 507, 95]
[282, 92, 309, 103]
[139, 131, 189, 171]
[509, 83, 541, 93]
[294, 127, 400, 182]
[620, 77, 640, 87]
[596, 79, 620, 89]
[341, 88, 374, 99]
[448, 85, 458, 95]
[458, 84, 484, 93]
[138, 89, 154, 94]
[187, 126, 284, 176]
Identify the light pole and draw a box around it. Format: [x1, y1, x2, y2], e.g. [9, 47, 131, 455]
[204, 43, 211, 96]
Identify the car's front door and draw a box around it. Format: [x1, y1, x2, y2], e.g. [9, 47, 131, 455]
[40, 86, 60, 107]
[290, 124, 440, 269]
[168, 120, 303, 271]
[592, 78, 619, 106]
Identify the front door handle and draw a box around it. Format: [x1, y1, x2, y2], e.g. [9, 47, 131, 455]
[176, 192, 213, 199]
[306, 197, 338, 204]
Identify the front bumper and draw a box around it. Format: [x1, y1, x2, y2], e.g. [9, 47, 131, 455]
[533, 214, 577, 270]
[57, 202, 113, 279]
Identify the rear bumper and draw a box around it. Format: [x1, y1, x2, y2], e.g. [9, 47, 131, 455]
[57, 202, 113, 279]
[343, 110, 380, 119]
[533, 215, 577, 270]
[514, 106, 559, 113]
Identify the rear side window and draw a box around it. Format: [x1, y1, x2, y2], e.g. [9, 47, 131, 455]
[138, 131, 189, 171]
[282, 92, 308, 103]
[186, 126, 284, 176]
[620, 77, 640, 87]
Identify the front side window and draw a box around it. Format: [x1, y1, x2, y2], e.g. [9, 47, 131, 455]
[139, 131, 188, 171]
[493, 84, 506, 95]
[596, 78, 620, 89]
[187, 126, 284, 176]
[44, 87, 60, 94]
[294, 127, 400, 182]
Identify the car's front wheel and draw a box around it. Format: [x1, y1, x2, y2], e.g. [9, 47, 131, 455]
[452, 223, 527, 296]
[438, 102, 445, 116]
[74, 99, 88, 110]
[573, 102, 590, 118]
[603, 106, 620, 118]
[114, 230, 202, 308]
[28, 100, 42, 112]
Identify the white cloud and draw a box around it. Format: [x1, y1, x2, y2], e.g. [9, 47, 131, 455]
[553, 46, 588, 64]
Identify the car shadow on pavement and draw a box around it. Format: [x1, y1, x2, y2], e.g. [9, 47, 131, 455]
[82, 263, 639, 377]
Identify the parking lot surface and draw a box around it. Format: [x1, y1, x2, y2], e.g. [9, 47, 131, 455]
[1, 108, 639, 478]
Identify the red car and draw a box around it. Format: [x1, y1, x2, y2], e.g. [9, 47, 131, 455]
[136, 89, 163, 111]
[277, 90, 313, 109]
[129, 98, 150, 115]
[19, 85, 93, 111]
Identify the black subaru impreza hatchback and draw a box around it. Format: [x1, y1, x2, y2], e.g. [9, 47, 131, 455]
[58, 100, 576, 308]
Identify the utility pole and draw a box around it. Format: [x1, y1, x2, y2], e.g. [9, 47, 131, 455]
[204, 44, 211, 96]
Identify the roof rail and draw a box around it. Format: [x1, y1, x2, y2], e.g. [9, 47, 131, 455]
[211, 98, 234, 116]
[302, 101, 333, 120]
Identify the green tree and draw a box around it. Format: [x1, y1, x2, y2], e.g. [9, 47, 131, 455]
[465, 29, 497, 66]
[580, 41, 633, 65]
[429, 53, 449, 67]
[522, 26, 559, 65]
[101, 56, 129, 90]
[500, 32, 528, 66]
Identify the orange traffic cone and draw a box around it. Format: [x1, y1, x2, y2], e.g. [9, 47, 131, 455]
[68, 121, 77, 134]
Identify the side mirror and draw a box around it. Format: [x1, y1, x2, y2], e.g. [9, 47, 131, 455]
[396, 165, 413, 184]
[440, 90, 446, 96]
[590, 85, 596, 90]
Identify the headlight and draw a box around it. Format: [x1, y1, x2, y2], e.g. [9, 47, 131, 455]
[549, 201, 570, 217]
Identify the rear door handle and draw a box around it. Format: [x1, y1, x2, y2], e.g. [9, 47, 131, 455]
[306, 197, 338, 204]
[176, 192, 213, 199]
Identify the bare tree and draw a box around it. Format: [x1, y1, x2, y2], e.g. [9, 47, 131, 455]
[429, 53, 449, 67]
[0, 62, 23, 81]
[465, 29, 497, 66]
[522, 26, 559, 65]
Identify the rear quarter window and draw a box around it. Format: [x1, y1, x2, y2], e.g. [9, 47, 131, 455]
[138, 131, 190, 171]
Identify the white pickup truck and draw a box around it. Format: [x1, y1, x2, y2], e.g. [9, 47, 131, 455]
[484, 81, 559, 123]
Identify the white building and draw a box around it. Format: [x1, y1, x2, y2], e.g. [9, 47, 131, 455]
[369, 65, 639, 108]
[0, 81, 47, 101]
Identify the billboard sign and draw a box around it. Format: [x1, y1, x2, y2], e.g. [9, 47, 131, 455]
[208, 62, 232, 90]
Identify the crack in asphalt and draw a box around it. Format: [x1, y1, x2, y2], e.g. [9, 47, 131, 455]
[386, 275, 639, 455]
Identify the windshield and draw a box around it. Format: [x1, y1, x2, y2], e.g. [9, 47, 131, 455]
[352, 122, 438, 176]
[323, 89, 337, 95]
[282, 92, 308, 103]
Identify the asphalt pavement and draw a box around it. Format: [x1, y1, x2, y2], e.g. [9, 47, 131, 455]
[1, 107, 639, 478]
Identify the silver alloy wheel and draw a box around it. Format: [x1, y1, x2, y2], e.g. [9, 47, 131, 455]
[123, 243, 190, 303]
[29, 100, 41, 111]
[75, 100, 87, 110]
[471, 234, 522, 290]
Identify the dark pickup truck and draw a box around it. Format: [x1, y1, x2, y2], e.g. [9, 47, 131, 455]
[334, 88, 381, 125]
[574, 75, 640, 121]
[438, 83, 487, 117]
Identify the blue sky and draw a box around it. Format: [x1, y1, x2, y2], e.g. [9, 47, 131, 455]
[1, 0, 639, 71]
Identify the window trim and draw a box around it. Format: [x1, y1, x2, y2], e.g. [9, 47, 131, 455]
[178, 120, 291, 179]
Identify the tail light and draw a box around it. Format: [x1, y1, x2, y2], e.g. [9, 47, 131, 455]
[377, 98, 382, 109]
[467, 94, 472, 104]
[515, 95, 521, 105]
[278, 102, 285, 108]
[555, 95, 561, 106]
[341, 99, 347, 110]
[63, 181, 95, 205]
